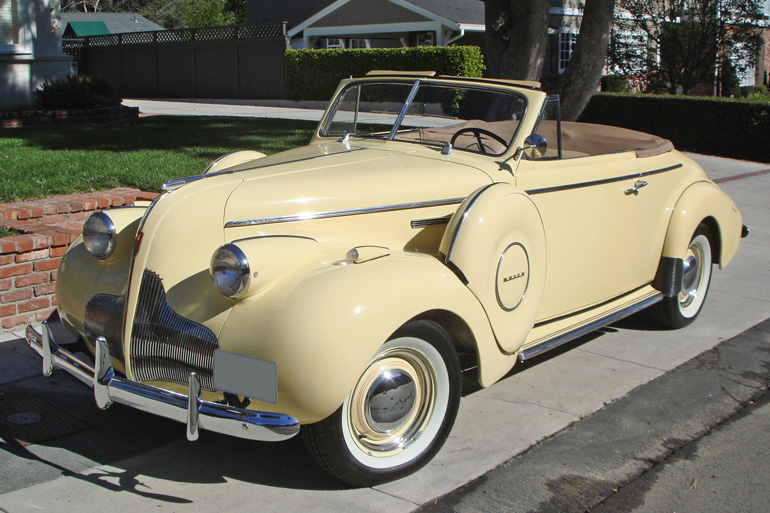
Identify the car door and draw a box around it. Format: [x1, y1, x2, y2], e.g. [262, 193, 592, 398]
[515, 151, 649, 321]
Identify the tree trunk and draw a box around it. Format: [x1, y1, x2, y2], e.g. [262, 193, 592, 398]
[547, 0, 616, 120]
[484, 0, 550, 81]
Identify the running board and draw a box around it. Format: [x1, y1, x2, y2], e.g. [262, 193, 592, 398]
[519, 293, 663, 361]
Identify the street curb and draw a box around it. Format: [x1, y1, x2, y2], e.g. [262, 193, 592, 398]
[418, 318, 770, 513]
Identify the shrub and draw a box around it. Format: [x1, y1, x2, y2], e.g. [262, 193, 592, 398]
[719, 56, 741, 98]
[601, 75, 630, 92]
[35, 75, 121, 111]
[579, 93, 770, 163]
[285, 46, 485, 101]
[740, 85, 768, 98]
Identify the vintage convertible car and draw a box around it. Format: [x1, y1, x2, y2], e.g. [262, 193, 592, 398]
[26, 72, 746, 486]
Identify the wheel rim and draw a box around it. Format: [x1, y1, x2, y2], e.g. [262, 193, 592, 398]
[348, 347, 435, 455]
[678, 234, 711, 317]
[342, 337, 449, 469]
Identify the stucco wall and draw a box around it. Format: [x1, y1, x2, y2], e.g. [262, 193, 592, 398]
[0, 0, 71, 110]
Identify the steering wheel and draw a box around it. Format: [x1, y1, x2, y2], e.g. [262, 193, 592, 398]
[450, 128, 508, 155]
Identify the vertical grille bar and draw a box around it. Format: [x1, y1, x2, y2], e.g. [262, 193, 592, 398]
[130, 270, 218, 390]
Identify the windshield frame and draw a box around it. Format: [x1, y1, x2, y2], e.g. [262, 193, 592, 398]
[317, 78, 530, 157]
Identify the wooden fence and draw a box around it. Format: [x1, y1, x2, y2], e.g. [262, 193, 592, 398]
[63, 24, 288, 100]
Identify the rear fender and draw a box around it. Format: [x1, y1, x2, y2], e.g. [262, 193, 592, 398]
[661, 181, 742, 268]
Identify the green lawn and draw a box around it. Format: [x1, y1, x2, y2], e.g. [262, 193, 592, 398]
[0, 116, 318, 203]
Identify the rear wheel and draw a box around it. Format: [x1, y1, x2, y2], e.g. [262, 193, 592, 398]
[302, 320, 461, 486]
[650, 224, 713, 328]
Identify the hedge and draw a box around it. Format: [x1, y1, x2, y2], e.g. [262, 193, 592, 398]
[285, 46, 485, 101]
[579, 93, 770, 163]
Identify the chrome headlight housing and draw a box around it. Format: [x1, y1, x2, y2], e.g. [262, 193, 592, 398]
[210, 244, 250, 298]
[83, 212, 117, 259]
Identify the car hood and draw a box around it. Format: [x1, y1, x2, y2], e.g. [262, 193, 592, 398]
[223, 141, 492, 227]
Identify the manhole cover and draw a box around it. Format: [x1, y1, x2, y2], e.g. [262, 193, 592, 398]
[0, 392, 91, 445]
[6, 412, 42, 425]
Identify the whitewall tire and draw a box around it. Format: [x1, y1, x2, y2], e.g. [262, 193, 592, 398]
[302, 320, 461, 486]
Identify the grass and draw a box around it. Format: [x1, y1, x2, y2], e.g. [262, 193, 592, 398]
[0, 116, 319, 203]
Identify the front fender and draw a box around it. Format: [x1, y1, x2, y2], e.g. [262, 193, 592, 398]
[662, 181, 742, 268]
[216, 253, 504, 424]
[57, 206, 147, 335]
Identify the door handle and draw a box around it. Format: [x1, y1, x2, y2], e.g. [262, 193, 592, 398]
[625, 180, 648, 196]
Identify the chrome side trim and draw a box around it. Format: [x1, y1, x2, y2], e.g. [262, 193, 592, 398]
[525, 164, 682, 195]
[225, 197, 466, 228]
[26, 322, 299, 442]
[411, 215, 452, 229]
[519, 292, 663, 361]
[444, 183, 496, 262]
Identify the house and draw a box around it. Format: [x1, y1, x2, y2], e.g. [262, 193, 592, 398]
[256, 0, 769, 88]
[61, 13, 164, 39]
[248, 0, 485, 49]
[1, 0, 71, 110]
[247, 0, 335, 30]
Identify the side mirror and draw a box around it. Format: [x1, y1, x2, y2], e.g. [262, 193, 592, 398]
[515, 134, 548, 160]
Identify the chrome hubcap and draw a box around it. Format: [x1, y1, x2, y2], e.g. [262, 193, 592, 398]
[679, 242, 704, 311]
[348, 347, 435, 456]
[366, 370, 417, 431]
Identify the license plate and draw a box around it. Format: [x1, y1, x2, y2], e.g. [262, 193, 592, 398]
[213, 350, 277, 404]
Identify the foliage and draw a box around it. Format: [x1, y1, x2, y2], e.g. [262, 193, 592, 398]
[601, 75, 631, 92]
[740, 84, 768, 98]
[0, 116, 317, 202]
[178, 0, 236, 28]
[60, 0, 246, 29]
[579, 92, 770, 162]
[284, 46, 485, 101]
[719, 56, 741, 97]
[35, 75, 121, 110]
[609, 0, 764, 94]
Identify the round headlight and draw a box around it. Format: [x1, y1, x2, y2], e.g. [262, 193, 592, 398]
[210, 244, 250, 298]
[83, 212, 117, 259]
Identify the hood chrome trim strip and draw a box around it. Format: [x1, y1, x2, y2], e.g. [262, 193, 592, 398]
[225, 197, 465, 228]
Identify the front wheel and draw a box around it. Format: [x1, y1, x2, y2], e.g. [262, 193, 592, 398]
[650, 224, 713, 328]
[302, 320, 461, 486]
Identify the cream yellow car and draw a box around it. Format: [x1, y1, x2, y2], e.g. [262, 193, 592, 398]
[26, 72, 746, 486]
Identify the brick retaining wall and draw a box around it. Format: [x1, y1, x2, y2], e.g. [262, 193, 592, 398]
[0, 188, 158, 332]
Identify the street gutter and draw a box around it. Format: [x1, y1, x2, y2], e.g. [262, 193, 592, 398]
[418, 318, 770, 513]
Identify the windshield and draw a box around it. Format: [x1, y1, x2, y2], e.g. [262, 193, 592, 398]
[320, 81, 527, 156]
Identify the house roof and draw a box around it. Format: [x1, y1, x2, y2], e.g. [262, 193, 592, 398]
[61, 13, 164, 35]
[65, 21, 110, 37]
[288, 0, 485, 38]
[249, 0, 335, 27]
[404, 0, 484, 26]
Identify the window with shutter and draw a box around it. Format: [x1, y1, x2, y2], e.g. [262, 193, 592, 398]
[0, 0, 19, 45]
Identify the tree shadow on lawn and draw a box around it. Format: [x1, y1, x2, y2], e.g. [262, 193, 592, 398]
[12, 116, 318, 157]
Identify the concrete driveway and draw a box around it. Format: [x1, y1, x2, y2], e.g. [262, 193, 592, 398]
[0, 106, 768, 512]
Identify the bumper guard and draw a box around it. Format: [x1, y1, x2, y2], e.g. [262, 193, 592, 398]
[25, 318, 299, 442]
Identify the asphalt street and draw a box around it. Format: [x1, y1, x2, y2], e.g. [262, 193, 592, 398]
[0, 101, 768, 512]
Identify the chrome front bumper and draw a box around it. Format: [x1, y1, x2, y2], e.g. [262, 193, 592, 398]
[25, 317, 299, 442]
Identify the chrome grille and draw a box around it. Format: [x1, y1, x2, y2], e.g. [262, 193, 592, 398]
[130, 270, 218, 390]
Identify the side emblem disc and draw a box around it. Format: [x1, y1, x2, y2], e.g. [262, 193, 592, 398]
[496, 242, 530, 311]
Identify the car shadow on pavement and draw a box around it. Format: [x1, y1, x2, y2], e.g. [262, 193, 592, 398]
[0, 339, 353, 496]
[0, 312, 665, 497]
